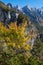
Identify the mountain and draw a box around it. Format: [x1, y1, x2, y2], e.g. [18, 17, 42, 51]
[22, 5, 43, 33]
[0, 1, 23, 26]
[0, 1, 43, 33]
[22, 5, 43, 24]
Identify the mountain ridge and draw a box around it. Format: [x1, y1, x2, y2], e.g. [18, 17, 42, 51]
[0, 1, 43, 33]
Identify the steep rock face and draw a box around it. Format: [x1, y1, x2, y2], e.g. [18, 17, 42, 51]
[0, 7, 5, 22]
[22, 6, 43, 32]
[22, 6, 43, 23]
[0, 2, 17, 25]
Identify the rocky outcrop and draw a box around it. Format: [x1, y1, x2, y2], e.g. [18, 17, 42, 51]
[0, 7, 5, 22]
[0, 2, 17, 26]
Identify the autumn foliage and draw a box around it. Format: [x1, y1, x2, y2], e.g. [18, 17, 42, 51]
[0, 21, 31, 52]
[0, 22, 42, 65]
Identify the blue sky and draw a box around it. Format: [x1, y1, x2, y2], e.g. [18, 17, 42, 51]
[0, 0, 43, 8]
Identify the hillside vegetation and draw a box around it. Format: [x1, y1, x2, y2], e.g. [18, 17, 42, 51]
[0, 1, 43, 65]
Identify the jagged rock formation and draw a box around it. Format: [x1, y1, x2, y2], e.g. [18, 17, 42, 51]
[0, 7, 5, 22]
[0, 1, 43, 33]
[22, 5, 43, 33]
[0, 1, 18, 26]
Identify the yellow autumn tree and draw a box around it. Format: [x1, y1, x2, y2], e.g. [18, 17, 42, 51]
[0, 21, 33, 52]
[8, 21, 31, 51]
[0, 21, 34, 65]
